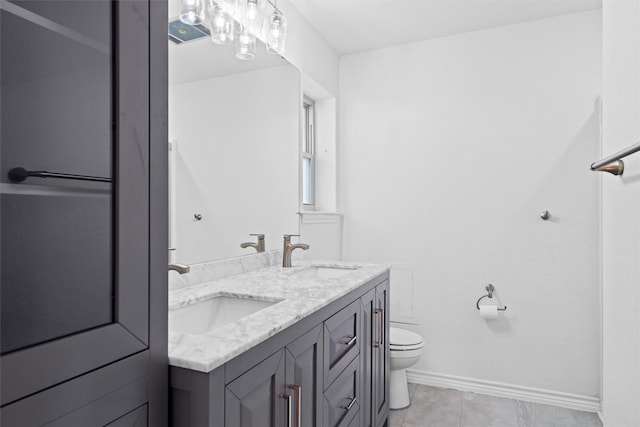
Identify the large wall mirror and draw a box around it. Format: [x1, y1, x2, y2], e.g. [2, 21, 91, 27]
[168, 15, 300, 264]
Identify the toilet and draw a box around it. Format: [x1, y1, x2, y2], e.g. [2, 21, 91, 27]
[389, 326, 424, 409]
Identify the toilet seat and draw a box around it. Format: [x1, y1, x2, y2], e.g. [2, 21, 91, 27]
[390, 327, 424, 351]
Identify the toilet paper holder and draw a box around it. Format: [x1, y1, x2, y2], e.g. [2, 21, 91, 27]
[476, 284, 507, 311]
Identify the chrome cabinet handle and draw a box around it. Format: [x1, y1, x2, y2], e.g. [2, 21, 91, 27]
[340, 396, 357, 411]
[284, 393, 293, 427]
[375, 309, 383, 348]
[339, 335, 357, 346]
[280, 393, 293, 427]
[288, 385, 301, 427]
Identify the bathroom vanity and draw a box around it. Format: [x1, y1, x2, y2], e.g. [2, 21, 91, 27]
[169, 261, 390, 427]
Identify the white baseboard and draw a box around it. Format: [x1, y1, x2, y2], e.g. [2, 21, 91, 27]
[406, 369, 601, 413]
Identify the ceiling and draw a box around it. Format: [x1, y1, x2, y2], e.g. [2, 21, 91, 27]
[169, 37, 287, 85]
[288, 0, 602, 55]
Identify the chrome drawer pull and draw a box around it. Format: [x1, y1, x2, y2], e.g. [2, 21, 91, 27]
[374, 309, 383, 348]
[339, 335, 357, 346]
[340, 396, 357, 411]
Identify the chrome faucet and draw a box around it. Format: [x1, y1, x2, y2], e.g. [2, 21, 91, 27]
[168, 263, 190, 274]
[240, 234, 265, 253]
[282, 234, 309, 267]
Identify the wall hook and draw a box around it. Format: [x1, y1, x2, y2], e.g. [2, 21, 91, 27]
[540, 210, 550, 220]
[194, 213, 202, 221]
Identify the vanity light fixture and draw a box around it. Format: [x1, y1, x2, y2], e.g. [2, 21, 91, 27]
[178, 0, 288, 60]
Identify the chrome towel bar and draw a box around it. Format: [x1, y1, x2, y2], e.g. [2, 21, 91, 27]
[591, 141, 640, 176]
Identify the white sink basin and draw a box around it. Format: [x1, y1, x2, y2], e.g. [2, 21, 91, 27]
[169, 295, 280, 335]
[294, 266, 360, 279]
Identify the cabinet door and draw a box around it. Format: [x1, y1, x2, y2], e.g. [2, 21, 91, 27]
[360, 289, 375, 427]
[285, 325, 323, 427]
[0, 0, 150, 408]
[226, 350, 287, 427]
[373, 281, 390, 427]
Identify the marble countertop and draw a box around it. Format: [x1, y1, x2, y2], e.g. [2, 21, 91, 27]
[168, 260, 390, 373]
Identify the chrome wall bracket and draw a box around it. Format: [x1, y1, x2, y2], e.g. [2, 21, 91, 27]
[591, 159, 624, 176]
[591, 140, 640, 176]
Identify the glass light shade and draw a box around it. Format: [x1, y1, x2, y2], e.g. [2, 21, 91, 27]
[209, 4, 235, 45]
[237, 0, 266, 35]
[180, 0, 205, 25]
[235, 26, 256, 60]
[266, 10, 287, 55]
[219, 0, 238, 15]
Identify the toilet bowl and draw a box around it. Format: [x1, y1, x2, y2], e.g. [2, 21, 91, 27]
[389, 326, 424, 409]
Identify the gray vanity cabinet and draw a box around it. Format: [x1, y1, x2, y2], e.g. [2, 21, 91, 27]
[170, 272, 390, 427]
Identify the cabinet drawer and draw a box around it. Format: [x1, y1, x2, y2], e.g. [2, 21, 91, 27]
[322, 356, 360, 427]
[323, 300, 360, 386]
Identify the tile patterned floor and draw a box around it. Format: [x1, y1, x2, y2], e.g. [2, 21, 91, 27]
[389, 384, 602, 427]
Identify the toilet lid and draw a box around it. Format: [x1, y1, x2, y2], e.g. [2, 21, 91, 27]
[390, 327, 424, 350]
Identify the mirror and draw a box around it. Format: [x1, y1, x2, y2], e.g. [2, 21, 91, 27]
[168, 24, 300, 264]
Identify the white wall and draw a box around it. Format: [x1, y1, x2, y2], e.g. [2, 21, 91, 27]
[278, 0, 339, 97]
[169, 65, 300, 264]
[299, 212, 343, 260]
[284, 10, 342, 257]
[339, 11, 602, 406]
[601, 0, 640, 424]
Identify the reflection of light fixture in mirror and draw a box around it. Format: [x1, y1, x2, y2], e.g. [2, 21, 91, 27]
[235, 25, 256, 60]
[176, 0, 286, 59]
[209, 4, 235, 45]
[266, 9, 287, 55]
[180, 0, 205, 25]
[240, 0, 266, 35]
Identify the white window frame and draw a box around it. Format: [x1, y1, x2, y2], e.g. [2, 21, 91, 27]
[302, 95, 316, 210]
